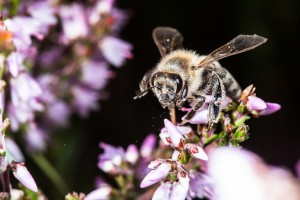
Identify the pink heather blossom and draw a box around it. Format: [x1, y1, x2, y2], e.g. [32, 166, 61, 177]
[85, 185, 112, 200]
[208, 147, 300, 200]
[10, 73, 42, 105]
[259, 103, 281, 116]
[245, 95, 281, 116]
[246, 96, 267, 111]
[99, 36, 133, 67]
[184, 143, 208, 161]
[46, 101, 71, 127]
[72, 86, 100, 117]
[152, 170, 190, 200]
[163, 119, 185, 148]
[12, 163, 38, 192]
[81, 61, 114, 90]
[4, 138, 25, 162]
[28, 1, 57, 28]
[182, 96, 231, 125]
[147, 159, 165, 169]
[59, 3, 89, 41]
[140, 162, 172, 188]
[98, 143, 125, 173]
[187, 170, 213, 200]
[6, 52, 24, 77]
[185, 109, 209, 125]
[140, 134, 156, 157]
[125, 144, 139, 164]
[4, 17, 45, 48]
[25, 123, 48, 151]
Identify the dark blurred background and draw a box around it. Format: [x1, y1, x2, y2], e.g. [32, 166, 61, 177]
[32, 0, 300, 198]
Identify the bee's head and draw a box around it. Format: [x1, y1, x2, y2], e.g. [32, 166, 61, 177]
[151, 72, 183, 108]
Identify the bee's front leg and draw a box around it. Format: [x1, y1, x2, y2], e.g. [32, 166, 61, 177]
[179, 95, 206, 125]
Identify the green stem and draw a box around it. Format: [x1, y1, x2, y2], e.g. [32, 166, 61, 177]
[204, 134, 218, 147]
[30, 153, 69, 195]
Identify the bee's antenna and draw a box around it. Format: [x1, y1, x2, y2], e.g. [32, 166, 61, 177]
[133, 86, 155, 100]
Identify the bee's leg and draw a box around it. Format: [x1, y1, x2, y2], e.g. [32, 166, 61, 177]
[134, 70, 153, 99]
[207, 74, 224, 130]
[179, 95, 206, 125]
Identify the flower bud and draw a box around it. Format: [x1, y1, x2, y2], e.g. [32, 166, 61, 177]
[12, 162, 38, 192]
[140, 162, 171, 188]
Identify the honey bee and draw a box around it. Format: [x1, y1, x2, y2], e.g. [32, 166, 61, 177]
[134, 27, 267, 127]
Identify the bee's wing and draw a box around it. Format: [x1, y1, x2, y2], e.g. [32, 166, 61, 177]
[152, 27, 184, 57]
[194, 34, 267, 69]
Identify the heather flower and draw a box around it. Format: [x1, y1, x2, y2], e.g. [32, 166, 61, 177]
[245, 95, 281, 115]
[140, 134, 156, 158]
[162, 119, 208, 161]
[72, 86, 100, 117]
[25, 123, 48, 152]
[85, 185, 112, 200]
[125, 144, 139, 164]
[4, 138, 24, 162]
[208, 147, 300, 200]
[98, 142, 125, 173]
[187, 170, 213, 200]
[181, 96, 231, 125]
[59, 3, 89, 42]
[80, 60, 114, 90]
[27, 1, 57, 28]
[12, 162, 38, 192]
[99, 36, 133, 67]
[46, 101, 71, 127]
[140, 161, 172, 188]
[151, 167, 190, 200]
[259, 102, 281, 116]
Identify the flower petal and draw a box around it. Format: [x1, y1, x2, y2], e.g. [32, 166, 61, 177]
[140, 162, 171, 188]
[246, 96, 267, 111]
[125, 144, 139, 164]
[185, 143, 208, 161]
[259, 103, 281, 116]
[13, 163, 38, 192]
[85, 186, 112, 200]
[164, 119, 185, 148]
[140, 134, 156, 157]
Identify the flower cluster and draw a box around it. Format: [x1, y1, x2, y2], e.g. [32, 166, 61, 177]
[1, 0, 132, 197]
[1, 0, 132, 152]
[0, 82, 39, 198]
[82, 85, 292, 200]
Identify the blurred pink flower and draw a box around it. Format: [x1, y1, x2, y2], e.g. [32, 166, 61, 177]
[59, 3, 89, 41]
[125, 144, 139, 164]
[208, 147, 300, 200]
[140, 134, 156, 158]
[99, 36, 133, 67]
[187, 170, 213, 200]
[81, 60, 114, 90]
[85, 185, 112, 200]
[28, 1, 57, 28]
[25, 123, 48, 152]
[72, 86, 100, 117]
